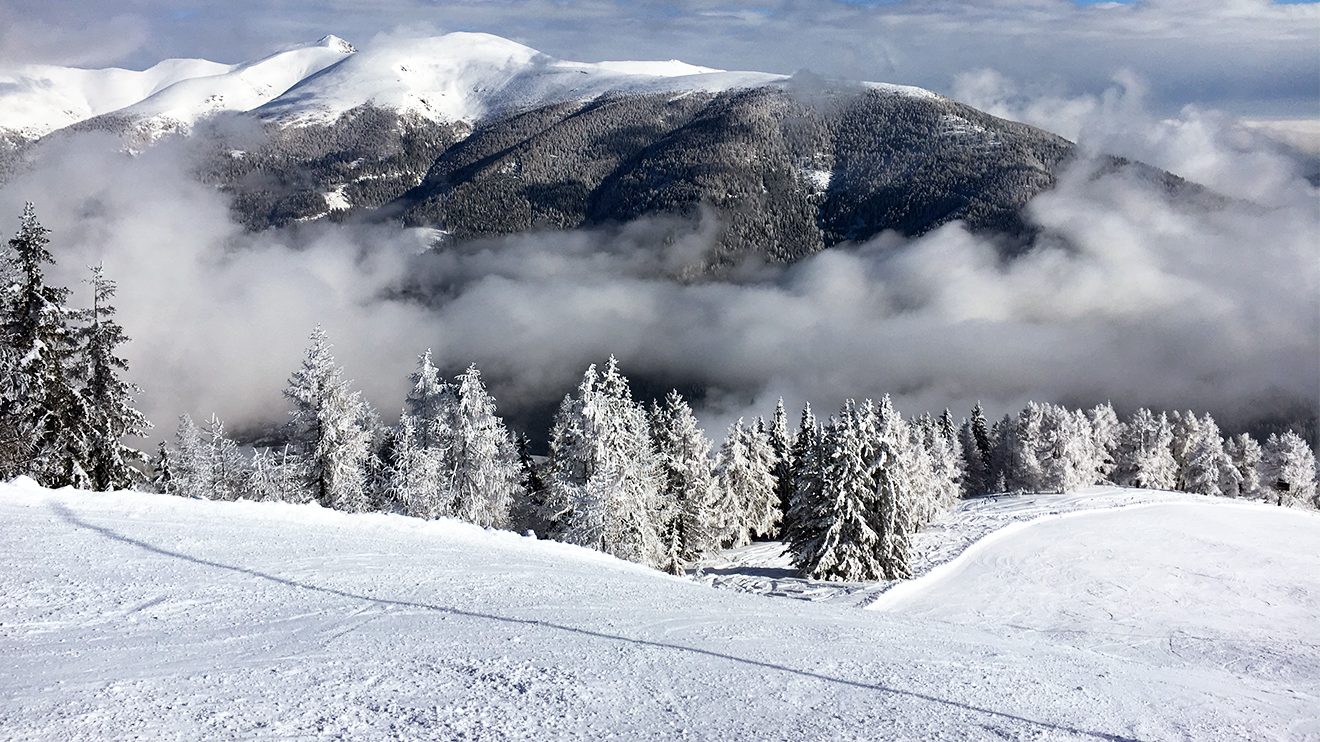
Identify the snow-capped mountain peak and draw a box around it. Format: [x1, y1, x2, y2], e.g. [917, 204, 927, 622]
[317, 34, 357, 54]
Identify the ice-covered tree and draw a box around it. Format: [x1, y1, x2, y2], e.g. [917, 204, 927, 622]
[1181, 415, 1239, 498]
[171, 414, 206, 498]
[0, 204, 91, 487]
[404, 348, 451, 449]
[925, 411, 963, 510]
[1261, 432, 1317, 508]
[649, 390, 717, 574]
[78, 265, 150, 490]
[1224, 433, 1264, 499]
[711, 418, 780, 547]
[1037, 404, 1097, 494]
[1087, 403, 1122, 482]
[388, 414, 449, 518]
[284, 326, 372, 512]
[1169, 410, 1203, 491]
[202, 413, 247, 501]
[248, 445, 304, 503]
[438, 364, 521, 529]
[1113, 408, 1177, 490]
[546, 357, 664, 566]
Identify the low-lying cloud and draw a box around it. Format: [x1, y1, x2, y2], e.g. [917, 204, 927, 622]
[0, 87, 1315, 443]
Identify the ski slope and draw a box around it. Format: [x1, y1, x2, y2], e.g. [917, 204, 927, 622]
[2, 480, 1317, 740]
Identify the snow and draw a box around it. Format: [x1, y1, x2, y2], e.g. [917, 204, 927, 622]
[0, 36, 352, 138]
[3, 480, 1317, 739]
[0, 58, 231, 137]
[322, 184, 351, 212]
[115, 38, 354, 135]
[0, 31, 944, 140]
[258, 32, 787, 128]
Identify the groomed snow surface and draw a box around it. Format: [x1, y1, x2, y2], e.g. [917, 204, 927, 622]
[3, 481, 1318, 740]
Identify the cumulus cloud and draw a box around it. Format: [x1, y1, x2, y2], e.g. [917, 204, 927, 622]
[0, 93, 1314, 444]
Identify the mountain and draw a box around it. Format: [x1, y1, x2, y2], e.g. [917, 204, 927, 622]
[0, 32, 1189, 264]
[0, 36, 354, 139]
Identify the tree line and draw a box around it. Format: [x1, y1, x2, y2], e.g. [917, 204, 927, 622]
[3, 205, 1317, 583]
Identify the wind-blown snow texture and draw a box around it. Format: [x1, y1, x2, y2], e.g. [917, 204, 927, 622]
[2, 481, 1318, 740]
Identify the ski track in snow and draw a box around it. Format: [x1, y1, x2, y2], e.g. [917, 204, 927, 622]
[2, 481, 1318, 740]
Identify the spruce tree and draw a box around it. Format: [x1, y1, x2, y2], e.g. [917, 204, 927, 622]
[782, 402, 822, 552]
[767, 398, 794, 527]
[957, 417, 988, 497]
[0, 203, 92, 487]
[650, 390, 717, 574]
[791, 403, 886, 582]
[440, 364, 521, 529]
[711, 419, 780, 548]
[78, 265, 150, 490]
[546, 357, 664, 566]
[284, 326, 372, 512]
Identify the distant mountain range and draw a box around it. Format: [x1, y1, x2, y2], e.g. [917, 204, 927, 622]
[0, 32, 1198, 265]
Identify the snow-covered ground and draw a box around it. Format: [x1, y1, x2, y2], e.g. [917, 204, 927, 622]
[3, 480, 1318, 739]
[692, 486, 1218, 605]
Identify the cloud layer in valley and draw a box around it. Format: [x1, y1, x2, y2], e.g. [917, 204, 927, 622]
[0, 81, 1314, 442]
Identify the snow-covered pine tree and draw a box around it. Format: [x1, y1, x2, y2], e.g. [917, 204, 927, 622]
[649, 390, 717, 574]
[1261, 431, 1318, 508]
[1087, 403, 1122, 482]
[171, 414, 206, 498]
[924, 413, 963, 511]
[873, 432, 913, 580]
[510, 432, 550, 535]
[790, 401, 886, 581]
[1224, 433, 1264, 499]
[1112, 408, 1177, 490]
[1007, 402, 1047, 493]
[1169, 410, 1203, 491]
[0, 203, 92, 487]
[546, 357, 665, 567]
[78, 264, 150, 491]
[767, 398, 794, 528]
[438, 364, 521, 529]
[1037, 404, 1097, 494]
[903, 416, 941, 530]
[149, 441, 173, 495]
[1181, 414, 1239, 497]
[957, 417, 988, 497]
[405, 348, 451, 449]
[284, 326, 372, 512]
[781, 402, 823, 553]
[388, 413, 449, 518]
[711, 418, 780, 547]
[970, 401, 993, 483]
